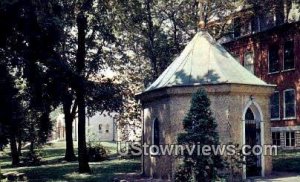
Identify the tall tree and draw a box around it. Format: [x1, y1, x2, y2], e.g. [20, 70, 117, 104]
[75, 11, 90, 173]
[58, 0, 123, 171]
[0, 63, 23, 165]
[0, 0, 64, 163]
[63, 92, 77, 161]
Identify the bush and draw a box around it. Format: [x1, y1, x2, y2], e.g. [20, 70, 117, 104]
[87, 142, 109, 162]
[21, 150, 42, 166]
[119, 143, 141, 159]
[175, 165, 192, 182]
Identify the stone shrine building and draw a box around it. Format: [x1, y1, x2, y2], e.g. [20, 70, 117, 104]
[137, 31, 275, 180]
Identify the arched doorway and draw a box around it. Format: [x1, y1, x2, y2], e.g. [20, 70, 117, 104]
[243, 102, 263, 178]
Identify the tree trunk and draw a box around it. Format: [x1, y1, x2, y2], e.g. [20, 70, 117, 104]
[17, 138, 22, 156]
[29, 121, 35, 154]
[9, 134, 19, 166]
[76, 11, 90, 173]
[30, 140, 34, 154]
[63, 94, 77, 161]
[77, 88, 90, 173]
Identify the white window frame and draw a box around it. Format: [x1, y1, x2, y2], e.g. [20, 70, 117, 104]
[241, 21, 252, 36]
[283, 89, 296, 119]
[285, 131, 295, 147]
[251, 16, 261, 33]
[270, 91, 280, 121]
[268, 45, 280, 74]
[244, 51, 254, 74]
[283, 40, 295, 71]
[272, 132, 281, 146]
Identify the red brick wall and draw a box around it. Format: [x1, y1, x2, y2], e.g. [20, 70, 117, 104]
[224, 23, 300, 127]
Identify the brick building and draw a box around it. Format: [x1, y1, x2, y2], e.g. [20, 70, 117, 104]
[138, 31, 274, 180]
[222, 2, 300, 149]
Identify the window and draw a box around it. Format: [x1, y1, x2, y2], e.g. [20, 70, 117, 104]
[105, 124, 109, 133]
[245, 108, 255, 120]
[251, 16, 260, 33]
[152, 118, 159, 146]
[259, 12, 275, 31]
[284, 40, 294, 70]
[285, 131, 295, 147]
[244, 52, 254, 73]
[234, 18, 241, 38]
[270, 92, 280, 120]
[272, 132, 281, 146]
[275, 1, 284, 25]
[284, 89, 296, 119]
[99, 124, 102, 133]
[241, 22, 252, 36]
[151, 119, 160, 154]
[268, 45, 280, 73]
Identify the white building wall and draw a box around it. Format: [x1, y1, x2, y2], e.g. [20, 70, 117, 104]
[86, 112, 117, 142]
[52, 112, 118, 142]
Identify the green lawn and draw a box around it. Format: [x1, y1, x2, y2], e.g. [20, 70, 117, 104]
[273, 149, 300, 172]
[0, 141, 141, 182]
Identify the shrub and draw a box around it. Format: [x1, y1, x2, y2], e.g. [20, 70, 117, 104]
[21, 150, 42, 166]
[175, 165, 192, 182]
[87, 142, 109, 162]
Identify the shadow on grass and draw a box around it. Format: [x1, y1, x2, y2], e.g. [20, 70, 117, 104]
[1, 142, 139, 181]
[1, 148, 71, 169]
[273, 149, 300, 173]
[2, 159, 140, 182]
[273, 158, 300, 172]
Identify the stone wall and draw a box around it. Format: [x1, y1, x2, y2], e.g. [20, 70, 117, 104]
[140, 84, 273, 180]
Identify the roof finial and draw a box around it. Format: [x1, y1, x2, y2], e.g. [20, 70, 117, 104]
[198, 0, 206, 31]
[198, 20, 206, 30]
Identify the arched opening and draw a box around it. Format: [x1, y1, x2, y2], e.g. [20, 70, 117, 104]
[105, 124, 109, 133]
[244, 104, 262, 178]
[152, 118, 159, 146]
[98, 124, 102, 133]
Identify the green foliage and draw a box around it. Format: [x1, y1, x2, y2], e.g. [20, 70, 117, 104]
[0, 0, 64, 156]
[176, 89, 224, 182]
[222, 143, 245, 181]
[21, 150, 43, 166]
[175, 164, 192, 182]
[111, 0, 245, 141]
[87, 142, 110, 162]
[0, 0, 124, 167]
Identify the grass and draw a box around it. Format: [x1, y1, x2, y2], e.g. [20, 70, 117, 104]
[1, 159, 140, 182]
[0, 141, 141, 181]
[273, 149, 300, 172]
[2, 142, 300, 181]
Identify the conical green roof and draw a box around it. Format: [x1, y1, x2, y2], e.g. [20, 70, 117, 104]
[145, 31, 269, 92]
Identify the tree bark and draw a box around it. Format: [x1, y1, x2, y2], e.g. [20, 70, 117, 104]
[76, 11, 90, 173]
[63, 93, 77, 161]
[9, 134, 19, 166]
[145, 0, 158, 80]
[17, 138, 22, 156]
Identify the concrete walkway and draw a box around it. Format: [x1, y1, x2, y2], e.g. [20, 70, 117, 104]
[249, 172, 300, 182]
[117, 172, 300, 182]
